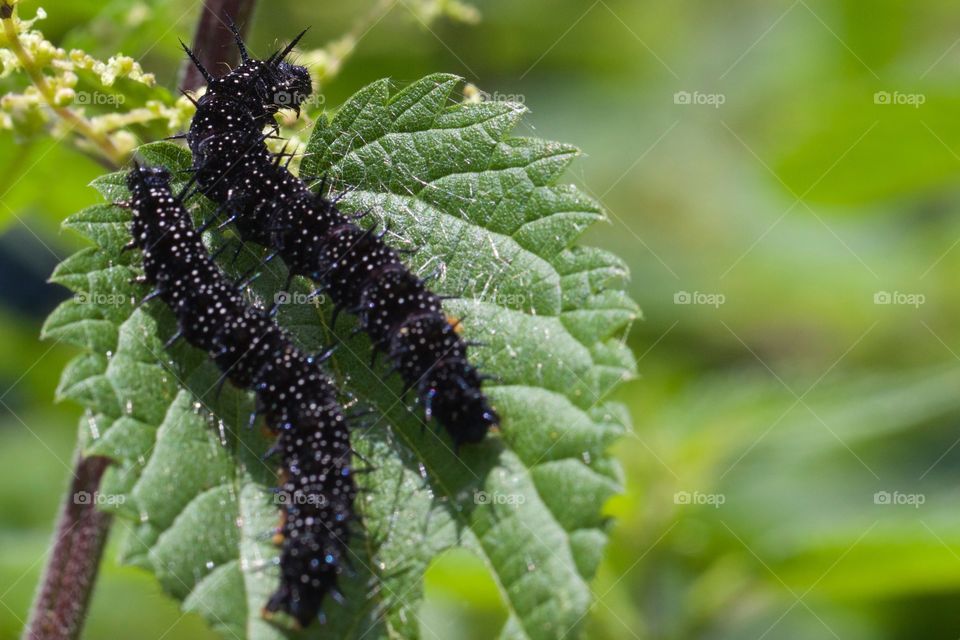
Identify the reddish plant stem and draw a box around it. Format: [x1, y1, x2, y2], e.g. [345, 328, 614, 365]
[181, 0, 259, 91]
[23, 453, 112, 640]
[24, 4, 261, 637]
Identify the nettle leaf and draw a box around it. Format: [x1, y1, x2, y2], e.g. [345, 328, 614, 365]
[45, 74, 637, 640]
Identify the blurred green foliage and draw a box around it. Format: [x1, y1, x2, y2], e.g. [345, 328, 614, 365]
[4, 0, 960, 638]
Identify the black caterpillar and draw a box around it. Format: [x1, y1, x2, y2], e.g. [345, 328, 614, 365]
[126, 165, 355, 627]
[181, 24, 498, 448]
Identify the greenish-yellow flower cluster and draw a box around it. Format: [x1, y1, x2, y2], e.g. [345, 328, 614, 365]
[0, 2, 191, 166]
[0, 0, 481, 168]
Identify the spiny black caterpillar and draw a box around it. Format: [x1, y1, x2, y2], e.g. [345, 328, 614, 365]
[181, 23, 498, 448]
[126, 165, 356, 627]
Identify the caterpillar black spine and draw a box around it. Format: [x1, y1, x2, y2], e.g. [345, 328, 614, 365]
[183, 29, 498, 448]
[126, 164, 356, 627]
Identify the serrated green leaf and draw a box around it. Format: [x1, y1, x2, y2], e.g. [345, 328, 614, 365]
[301, 74, 637, 639]
[45, 72, 638, 640]
[89, 171, 129, 202]
[41, 298, 118, 352]
[62, 204, 132, 253]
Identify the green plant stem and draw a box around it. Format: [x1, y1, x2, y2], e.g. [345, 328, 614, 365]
[23, 450, 112, 640]
[1, 1, 124, 168]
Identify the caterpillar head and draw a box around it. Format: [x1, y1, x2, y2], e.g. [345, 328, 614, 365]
[206, 56, 312, 120]
[269, 60, 312, 114]
[187, 26, 313, 119]
[264, 29, 312, 114]
[423, 363, 500, 448]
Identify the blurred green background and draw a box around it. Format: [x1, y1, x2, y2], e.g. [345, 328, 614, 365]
[4, 0, 960, 638]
